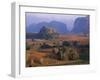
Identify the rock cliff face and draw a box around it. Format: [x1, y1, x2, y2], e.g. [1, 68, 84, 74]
[26, 26, 59, 39]
[72, 16, 89, 34]
[26, 21, 68, 34]
[37, 26, 59, 39]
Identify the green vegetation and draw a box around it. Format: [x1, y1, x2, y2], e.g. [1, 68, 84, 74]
[26, 43, 31, 50]
[62, 41, 70, 46]
[79, 49, 89, 61]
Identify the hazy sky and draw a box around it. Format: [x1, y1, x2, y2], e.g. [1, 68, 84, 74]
[25, 12, 87, 31]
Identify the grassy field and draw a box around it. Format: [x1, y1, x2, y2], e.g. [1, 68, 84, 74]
[26, 34, 89, 67]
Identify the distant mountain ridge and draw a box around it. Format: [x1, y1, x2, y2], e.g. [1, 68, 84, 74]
[71, 16, 89, 34]
[26, 26, 59, 39]
[26, 17, 89, 34]
[26, 21, 68, 34]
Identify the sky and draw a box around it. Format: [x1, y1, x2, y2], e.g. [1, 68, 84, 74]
[25, 12, 88, 31]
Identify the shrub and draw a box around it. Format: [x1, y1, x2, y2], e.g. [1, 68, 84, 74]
[62, 41, 70, 46]
[26, 45, 31, 50]
[79, 49, 89, 61]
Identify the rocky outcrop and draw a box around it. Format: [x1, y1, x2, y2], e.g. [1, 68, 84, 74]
[72, 16, 89, 34]
[37, 26, 59, 39]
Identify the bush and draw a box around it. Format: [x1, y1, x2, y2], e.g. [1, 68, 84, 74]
[79, 49, 89, 61]
[62, 41, 70, 46]
[26, 45, 31, 50]
[40, 43, 52, 49]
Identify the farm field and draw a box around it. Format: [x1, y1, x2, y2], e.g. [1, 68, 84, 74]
[26, 34, 89, 67]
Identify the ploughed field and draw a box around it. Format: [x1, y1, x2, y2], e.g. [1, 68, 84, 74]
[26, 34, 89, 67]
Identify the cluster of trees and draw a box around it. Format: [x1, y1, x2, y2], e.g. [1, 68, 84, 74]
[52, 46, 79, 61]
[62, 41, 80, 47]
[40, 43, 52, 49]
[26, 43, 31, 50]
